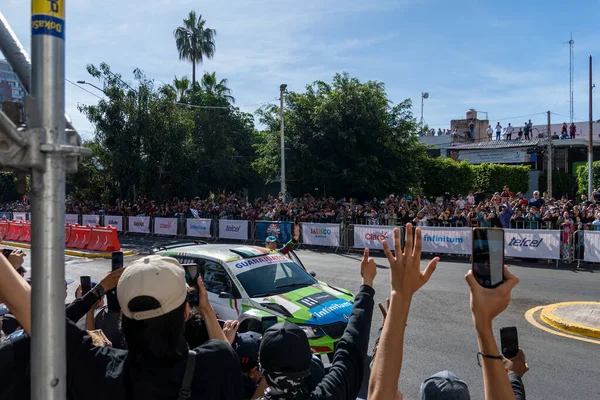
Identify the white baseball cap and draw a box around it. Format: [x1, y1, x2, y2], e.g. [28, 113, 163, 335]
[117, 255, 187, 321]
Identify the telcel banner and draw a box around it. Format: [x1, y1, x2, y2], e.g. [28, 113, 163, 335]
[420, 227, 472, 255]
[504, 229, 561, 260]
[13, 212, 26, 222]
[353, 225, 395, 250]
[583, 231, 600, 263]
[104, 216, 123, 232]
[256, 221, 292, 244]
[187, 218, 212, 238]
[82, 215, 100, 226]
[302, 223, 340, 247]
[128, 216, 151, 234]
[219, 220, 249, 240]
[154, 217, 178, 236]
[65, 214, 79, 225]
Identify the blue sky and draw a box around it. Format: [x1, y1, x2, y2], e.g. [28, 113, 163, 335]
[2, 0, 600, 139]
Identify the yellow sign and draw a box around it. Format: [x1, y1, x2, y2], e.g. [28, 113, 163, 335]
[32, 0, 65, 20]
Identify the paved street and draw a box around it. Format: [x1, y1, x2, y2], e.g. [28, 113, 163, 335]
[13, 242, 600, 400]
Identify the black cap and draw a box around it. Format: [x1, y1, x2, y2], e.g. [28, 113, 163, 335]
[234, 331, 261, 372]
[259, 322, 312, 374]
[420, 370, 470, 399]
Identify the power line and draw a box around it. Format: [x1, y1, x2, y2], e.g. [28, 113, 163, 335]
[491, 111, 548, 121]
[65, 78, 104, 100]
[551, 111, 571, 119]
[174, 98, 277, 110]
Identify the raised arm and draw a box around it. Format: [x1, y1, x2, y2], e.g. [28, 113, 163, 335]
[368, 225, 439, 399]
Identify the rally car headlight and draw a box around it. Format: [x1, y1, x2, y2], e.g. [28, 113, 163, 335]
[300, 326, 326, 339]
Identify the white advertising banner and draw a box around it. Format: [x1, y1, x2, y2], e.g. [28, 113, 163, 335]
[104, 216, 123, 232]
[583, 231, 600, 263]
[187, 218, 212, 238]
[82, 215, 100, 226]
[504, 229, 561, 260]
[353, 225, 395, 250]
[128, 216, 151, 234]
[65, 214, 79, 225]
[420, 227, 473, 255]
[154, 217, 178, 236]
[219, 220, 248, 240]
[302, 223, 340, 247]
[13, 212, 26, 222]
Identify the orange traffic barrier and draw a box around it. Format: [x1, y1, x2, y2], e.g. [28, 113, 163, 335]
[65, 224, 72, 245]
[88, 225, 121, 252]
[0, 220, 9, 239]
[18, 222, 31, 243]
[66, 225, 92, 249]
[5, 221, 25, 241]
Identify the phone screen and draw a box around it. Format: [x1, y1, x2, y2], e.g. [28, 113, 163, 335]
[472, 229, 504, 288]
[80, 276, 92, 296]
[182, 264, 200, 307]
[261, 316, 278, 333]
[111, 252, 124, 271]
[500, 326, 519, 359]
[106, 252, 124, 311]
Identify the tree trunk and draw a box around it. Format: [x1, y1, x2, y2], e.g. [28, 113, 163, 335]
[192, 58, 196, 86]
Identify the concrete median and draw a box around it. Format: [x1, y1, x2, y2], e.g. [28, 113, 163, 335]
[540, 302, 600, 339]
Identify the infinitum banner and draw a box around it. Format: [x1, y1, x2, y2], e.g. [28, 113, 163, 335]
[420, 227, 472, 255]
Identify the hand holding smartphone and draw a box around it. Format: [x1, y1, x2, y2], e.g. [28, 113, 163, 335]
[500, 326, 519, 359]
[472, 228, 505, 288]
[182, 264, 200, 308]
[80, 276, 92, 296]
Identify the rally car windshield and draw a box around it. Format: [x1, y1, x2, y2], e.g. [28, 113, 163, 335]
[237, 261, 317, 298]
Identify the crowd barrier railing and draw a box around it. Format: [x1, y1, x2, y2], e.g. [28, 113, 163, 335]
[1, 213, 598, 263]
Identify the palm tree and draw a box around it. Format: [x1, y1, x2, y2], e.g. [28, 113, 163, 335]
[173, 11, 216, 86]
[200, 71, 235, 103]
[172, 75, 191, 102]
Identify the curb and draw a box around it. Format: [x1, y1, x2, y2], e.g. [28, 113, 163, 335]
[540, 302, 600, 339]
[1, 241, 136, 259]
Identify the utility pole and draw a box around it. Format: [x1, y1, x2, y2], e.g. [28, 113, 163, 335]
[547, 111, 552, 198]
[569, 34, 574, 124]
[280, 84, 287, 203]
[589, 55, 594, 200]
[0, 6, 89, 400]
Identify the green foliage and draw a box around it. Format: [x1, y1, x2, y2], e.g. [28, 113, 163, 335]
[252, 73, 427, 198]
[173, 10, 216, 85]
[538, 171, 577, 199]
[75, 62, 258, 202]
[576, 161, 600, 195]
[420, 158, 475, 197]
[473, 163, 530, 195]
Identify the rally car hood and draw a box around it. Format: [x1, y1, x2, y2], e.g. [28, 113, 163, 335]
[249, 283, 354, 326]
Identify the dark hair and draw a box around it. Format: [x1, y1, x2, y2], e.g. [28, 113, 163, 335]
[184, 309, 210, 349]
[121, 296, 187, 365]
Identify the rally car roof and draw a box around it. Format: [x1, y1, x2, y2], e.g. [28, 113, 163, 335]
[161, 244, 275, 263]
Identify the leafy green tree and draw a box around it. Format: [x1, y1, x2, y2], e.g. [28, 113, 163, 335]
[473, 163, 530, 195]
[576, 161, 600, 196]
[253, 73, 427, 198]
[172, 75, 191, 102]
[174, 11, 216, 86]
[200, 71, 235, 103]
[420, 158, 475, 198]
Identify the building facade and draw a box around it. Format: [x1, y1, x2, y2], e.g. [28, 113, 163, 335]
[0, 59, 26, 103]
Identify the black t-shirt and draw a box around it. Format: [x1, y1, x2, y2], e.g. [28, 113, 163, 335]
[0, 319, 243, 400]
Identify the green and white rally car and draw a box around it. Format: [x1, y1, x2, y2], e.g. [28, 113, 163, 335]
[159, 243, 354, 356]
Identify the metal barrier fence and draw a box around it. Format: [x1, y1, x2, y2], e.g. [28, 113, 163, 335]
[2, 214, 599, 264]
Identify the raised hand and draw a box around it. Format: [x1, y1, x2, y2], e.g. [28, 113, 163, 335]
[382, 225, 439, 300]
[294, 225, 300, 241]
[222, 320, 240, 344]
[360, 248, 377, 287]
[99, 267, 125, 292]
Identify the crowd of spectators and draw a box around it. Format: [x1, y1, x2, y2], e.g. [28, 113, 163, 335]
[1, 187, 600, 231]
[0, 225, 528, 399]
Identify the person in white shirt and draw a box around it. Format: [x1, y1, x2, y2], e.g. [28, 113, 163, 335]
[486, 125, 493, 141]
[495, 122, 502, 140]
[505, 123, 514, 140]
[457, 194, 466, 210]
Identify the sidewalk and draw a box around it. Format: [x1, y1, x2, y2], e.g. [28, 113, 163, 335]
[540, 302, 600, 339]
[1, 240, 136, 259]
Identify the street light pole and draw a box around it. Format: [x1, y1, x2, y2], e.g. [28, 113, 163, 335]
[280, 84, 287, 202]
[76, 80, 106, 94]
[420, 92, 429, 130]
[589, 56, 594, 200]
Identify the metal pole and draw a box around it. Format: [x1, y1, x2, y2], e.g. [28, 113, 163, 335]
[420, 93, 424, 126]
[589, 55, 594, 200]
[280, 84, 287, 202]
[30, 1, 67, 398]
[547, 111, 552, 198]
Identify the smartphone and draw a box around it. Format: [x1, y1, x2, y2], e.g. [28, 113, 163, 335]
[472, 228, 505, 288]
[500, 326, 519, 359]
[261, 316, 278, 333]
[182, 264, 200, 307]
[2, 249, 12, 258]
[106, 251, 124, 311]
[80, 276, 92, 296]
